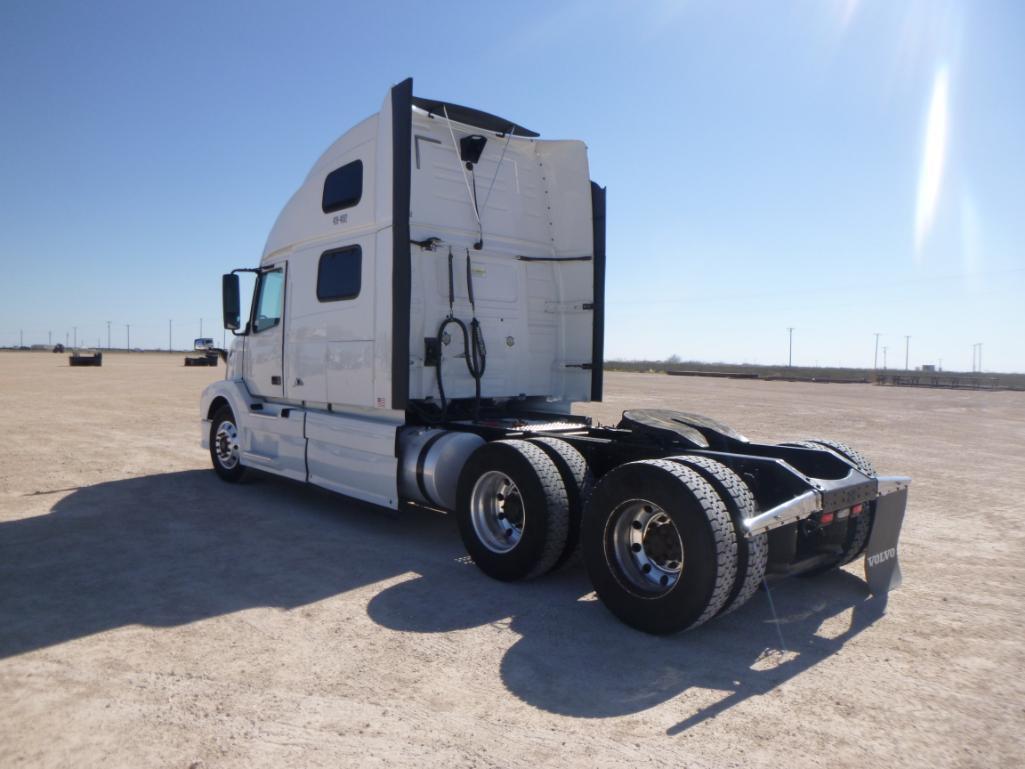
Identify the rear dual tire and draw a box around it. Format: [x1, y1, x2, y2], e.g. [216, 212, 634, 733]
[665, 455, 768, 615]
[786, 438, 876, 568]
[455, 440, 570, 581]
[582, 460, 738, 635]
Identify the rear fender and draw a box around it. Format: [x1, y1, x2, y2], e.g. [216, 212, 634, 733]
[618, 409, 748, 450]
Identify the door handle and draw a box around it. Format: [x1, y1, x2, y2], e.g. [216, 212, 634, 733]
[271, 375, 282, 385]
[294, 378, 304, 386]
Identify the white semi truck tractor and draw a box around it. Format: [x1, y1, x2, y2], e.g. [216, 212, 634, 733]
[200, 78, 910, 634]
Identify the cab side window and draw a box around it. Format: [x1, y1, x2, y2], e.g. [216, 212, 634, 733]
[317, 246, 361, 302]
[322, 160, 363, 213]
[252, 269, 284, 333]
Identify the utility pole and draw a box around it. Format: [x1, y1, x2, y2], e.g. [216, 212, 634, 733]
[977, 342, 982, 373]
[20, 329, 23, 347]
[48, 331, 52, 347]
[904, 335, 911, 370]
[65, 332, 69, 347]
[107, 321, 111, 350]
[874, 333, 881, 369]
[73, 326, 77, 348]
[787, 327, 794, 367]
[883, 346, 888, 370]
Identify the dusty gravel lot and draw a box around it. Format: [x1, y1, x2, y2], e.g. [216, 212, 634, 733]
[2, 351, 1024, 768]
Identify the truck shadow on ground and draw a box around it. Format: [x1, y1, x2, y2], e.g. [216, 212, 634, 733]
[367, 554, 886, 732]
[1, 470, 886, 733]
[0, 470, 452, 659]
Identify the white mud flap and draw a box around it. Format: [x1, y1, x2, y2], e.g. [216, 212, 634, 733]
[864, 480, 910, 594]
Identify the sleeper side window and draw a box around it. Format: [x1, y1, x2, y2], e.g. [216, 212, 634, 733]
[317, 246, 361, 302]
[322, 160, 363, 213]
[252, 269, 284, 333]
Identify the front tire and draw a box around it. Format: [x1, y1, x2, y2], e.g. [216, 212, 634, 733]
[583, 460, 738, 634]
[456, 440, 570, 581]
[209, 405, 246, 483]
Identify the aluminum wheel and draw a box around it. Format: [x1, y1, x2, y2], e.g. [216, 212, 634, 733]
[609, 499, 684, 594]
[469, 470, 525, 553]
[214, 420, 240, 470]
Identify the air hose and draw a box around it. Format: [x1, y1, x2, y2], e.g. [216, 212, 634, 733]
[434, 248, 487, 420]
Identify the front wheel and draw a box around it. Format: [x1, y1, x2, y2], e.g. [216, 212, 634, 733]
[209, 405, 246, 482]
[582, 460, 738, 634]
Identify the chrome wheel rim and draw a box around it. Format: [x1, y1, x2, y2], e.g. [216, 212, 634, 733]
[470, 471, 524, 553]
[214, 420, 240, 469]
[609, 499, 684, 594]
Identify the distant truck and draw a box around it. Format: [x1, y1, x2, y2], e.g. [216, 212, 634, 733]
[185, 338, 219, 367]
[200, 79, 909, 633]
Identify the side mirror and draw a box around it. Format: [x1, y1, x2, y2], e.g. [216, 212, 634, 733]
[194, 337, 214, 351]
[222, 273, 241, 330]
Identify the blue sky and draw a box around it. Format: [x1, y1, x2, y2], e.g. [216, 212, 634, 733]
[2, 1, 1022, 371]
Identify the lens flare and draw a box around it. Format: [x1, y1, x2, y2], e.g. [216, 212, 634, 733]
[914, 68, 949, 255]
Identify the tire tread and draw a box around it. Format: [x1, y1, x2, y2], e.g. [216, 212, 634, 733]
[492, 440, 570, 579]
[667, 455, 767, 615]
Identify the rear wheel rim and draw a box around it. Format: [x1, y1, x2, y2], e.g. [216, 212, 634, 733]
[214, 420, 239, 469]
[470, 470, 524, 553]
[608, 499, 684, 594]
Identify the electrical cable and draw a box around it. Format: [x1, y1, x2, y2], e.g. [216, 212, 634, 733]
[442, 105, 483, 249]
[429, 248, 487, 423]
[480, 130, 512, 216]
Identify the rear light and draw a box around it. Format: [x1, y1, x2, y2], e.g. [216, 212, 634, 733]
[819, 511, 835, 525]
[851, 503, 864, 517]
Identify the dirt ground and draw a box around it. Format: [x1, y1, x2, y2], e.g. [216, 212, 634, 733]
[1, 351, 1023, 769]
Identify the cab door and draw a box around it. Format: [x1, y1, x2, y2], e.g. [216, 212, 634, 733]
[243, 263, 286, 399]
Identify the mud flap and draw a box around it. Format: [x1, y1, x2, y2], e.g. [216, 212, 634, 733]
[864, 487, 908, 594]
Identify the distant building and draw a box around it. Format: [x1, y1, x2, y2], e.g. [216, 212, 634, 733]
[921, 364, 936, 372]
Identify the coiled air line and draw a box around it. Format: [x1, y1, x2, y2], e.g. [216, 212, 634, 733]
[435, 247, 487, 420]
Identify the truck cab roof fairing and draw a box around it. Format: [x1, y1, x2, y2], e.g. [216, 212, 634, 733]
[411, 97, 539, 138]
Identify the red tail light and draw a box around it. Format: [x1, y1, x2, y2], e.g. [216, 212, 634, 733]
[820, 511, 835, 525]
